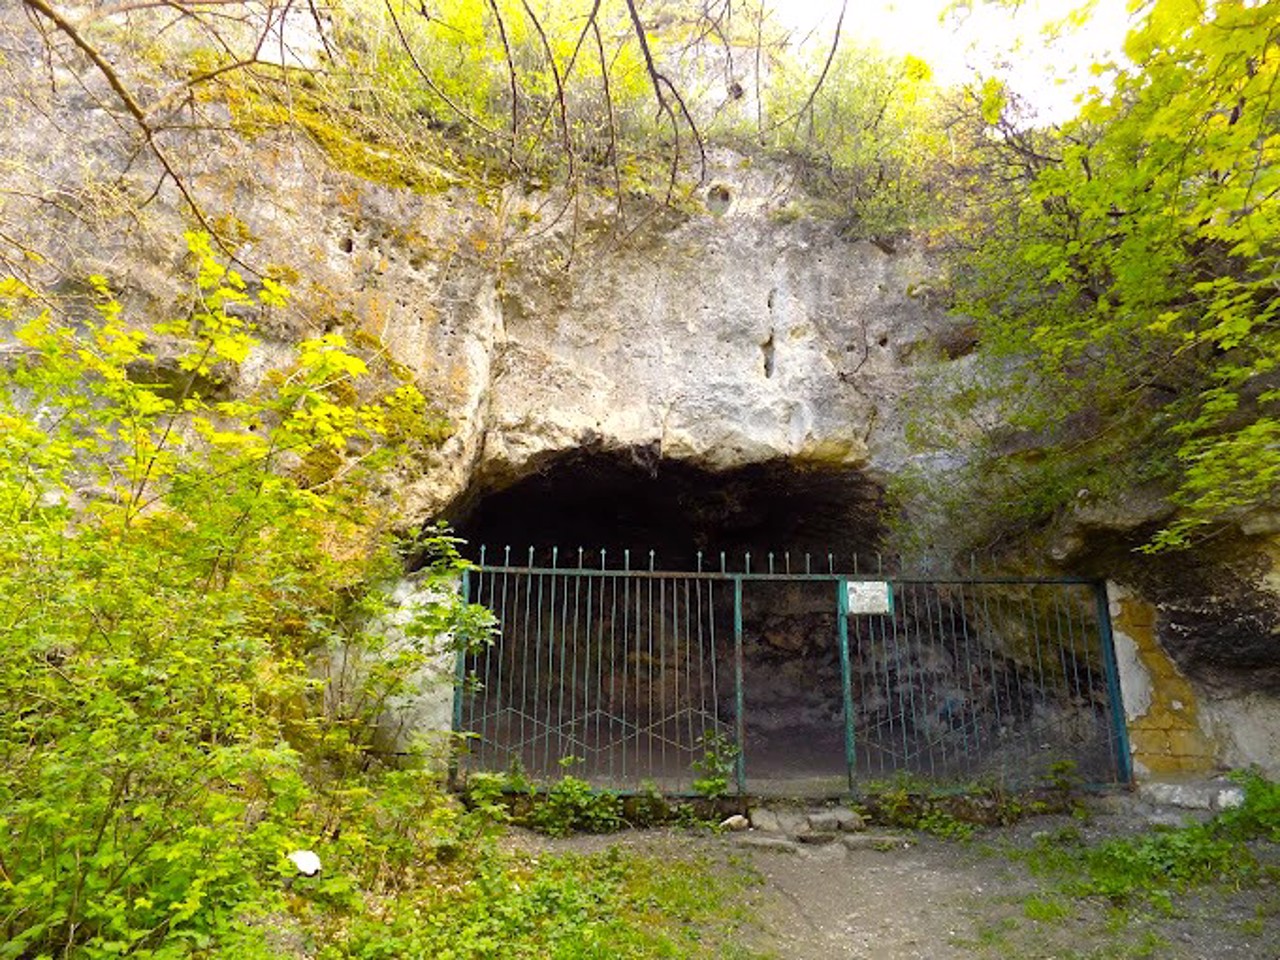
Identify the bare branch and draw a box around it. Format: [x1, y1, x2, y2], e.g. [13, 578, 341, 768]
[483, 0, 520, 164]
[383, 0, 497, 140]
[623, 0, 707, 197]
[592, 17, 624, 222]
[768, 0, 846, 134]
[17, 0, 227, 254]
[520, 1, 574, 184]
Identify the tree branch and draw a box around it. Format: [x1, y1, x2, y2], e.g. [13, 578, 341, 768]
[623, 0, 706, 197]
[18, 0, 229, 255]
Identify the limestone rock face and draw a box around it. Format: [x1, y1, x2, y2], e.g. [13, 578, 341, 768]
[479, 172, 935, 498]
[1, 61, 947, 523]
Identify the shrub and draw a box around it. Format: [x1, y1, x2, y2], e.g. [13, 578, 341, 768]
[0, 235, 489, 956]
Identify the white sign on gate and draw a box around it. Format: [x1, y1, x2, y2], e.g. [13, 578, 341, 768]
[843, 580, 894, 615]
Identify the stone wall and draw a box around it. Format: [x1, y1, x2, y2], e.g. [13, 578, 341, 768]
[1108, 582, 1279, 779]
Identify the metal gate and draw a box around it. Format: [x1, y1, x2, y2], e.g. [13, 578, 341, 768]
[453, 548, 1131, 796]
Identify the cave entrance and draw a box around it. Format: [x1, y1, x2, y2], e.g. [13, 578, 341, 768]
[443, 447, 887, 571]
[444, 449, 1132, 796]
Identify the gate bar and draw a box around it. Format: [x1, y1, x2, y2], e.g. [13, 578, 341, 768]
[733, 577, 747, 796]
[836, 579, 856, 793]
[471, 563, 1099, 586]
[450, 569, 470, 782]
[1094, 582, 1134, 784]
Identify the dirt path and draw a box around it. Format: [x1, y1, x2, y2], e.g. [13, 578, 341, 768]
[743, 837, 983, 959]
[510, 810, 1280, 960]
[732, 824, 1278, 960]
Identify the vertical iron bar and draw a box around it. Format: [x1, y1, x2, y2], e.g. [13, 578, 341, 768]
[707, 578, 721, 754]
[606, 555, 618, 785]
[647, 565, 655, 784]
[976, 583, 1006, 771]
[1095, 582, 1133, 784]
[867, 583, 891, 776]
[917, 583, 943, 776]
[622, 554, 632, 784]
[684, 577, 694, 791]
[483, 563, 509, 773]
[1048, 587, 1077, 782]
[583, 556, 596, 780]
[1008, 586, 1039, 783]
[1056, 586, 1087, 768]
[451, 568, 470, 783]
[1068, 584, 1106, 773]
[542, 550, 557, 775]
[465, 552, 485, 772]
[471, 563, 491, 770]
[519, 554, 534, 776]
[660, 574, 668, 786]
[733, 576, 747, 796]
[887, 581, 910, 772]
[933, 583, 964, 776]
[557, 558, 570, 769]
[567, 556, 581, 771]
[902, 583, 930, 776]
[1027, 584, 1051, 771]
[1058, 585, 1093, 779]
[837, 579, 856, 793]
[951, 581, 981, 778]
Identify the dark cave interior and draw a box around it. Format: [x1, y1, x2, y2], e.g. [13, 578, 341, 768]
[442, 446, 887, 570]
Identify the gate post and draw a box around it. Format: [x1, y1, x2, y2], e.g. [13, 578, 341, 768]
[733, 577, 747, 797]
[836, 580, 856, 794]
[450, 568, 471, 787]
[1094, 581, 1134, 784]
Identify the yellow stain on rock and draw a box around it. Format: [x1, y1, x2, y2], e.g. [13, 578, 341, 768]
[1113, 595, 1216, 776]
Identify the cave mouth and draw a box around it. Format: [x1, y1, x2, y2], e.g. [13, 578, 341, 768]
[442, 446, 886, 570]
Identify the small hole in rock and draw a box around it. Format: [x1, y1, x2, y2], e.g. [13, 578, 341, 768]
[339, 236, 354, 254]
[877, 335, 889, 347]
[762, 332, 776, 379]
[707, 184, 732, 216]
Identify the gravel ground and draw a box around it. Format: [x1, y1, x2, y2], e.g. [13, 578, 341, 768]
[508, 801, 1280, 959]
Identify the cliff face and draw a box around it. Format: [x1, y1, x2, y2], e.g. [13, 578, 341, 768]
[2, 16, 1277, 778]
[4, 77, 951, 527]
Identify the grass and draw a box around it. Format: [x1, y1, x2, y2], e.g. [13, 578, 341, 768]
[296, 837, 769, 959]
[946, 772, 1280, 959]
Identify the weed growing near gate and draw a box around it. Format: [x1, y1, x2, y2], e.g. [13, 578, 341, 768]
[528, 776, 625, 837]
[464, 770, 626, 836]
[692, 731, 741, 799]
[856, 767, 1084, 841]
[1025, 771, 1280, 912]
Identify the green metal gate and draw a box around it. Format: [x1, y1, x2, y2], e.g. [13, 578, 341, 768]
[454, 548, 1131, 796]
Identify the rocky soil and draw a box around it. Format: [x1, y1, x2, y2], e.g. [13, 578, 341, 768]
[510, 794, 1280, 960]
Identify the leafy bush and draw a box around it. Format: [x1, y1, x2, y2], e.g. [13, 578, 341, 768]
[901, 0, 1280, 554]
[527, 776, 624, 837]
[0, 234, 490, 957]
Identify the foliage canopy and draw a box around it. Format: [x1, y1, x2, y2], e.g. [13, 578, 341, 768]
[901, 0, 1280, 554]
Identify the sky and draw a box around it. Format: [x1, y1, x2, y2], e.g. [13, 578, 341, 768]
[773, 0, 1136, 121]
